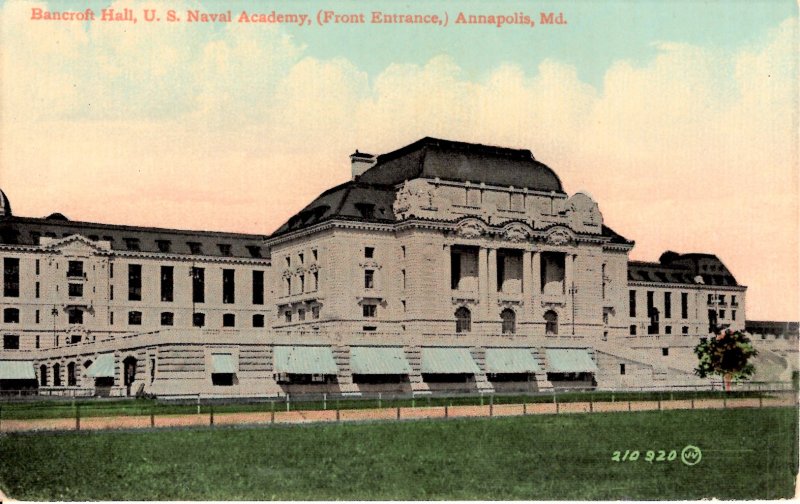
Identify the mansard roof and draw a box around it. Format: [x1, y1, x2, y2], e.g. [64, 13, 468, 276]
[358, 137, 565, 193]
[0, 215, 268, 259]
[628, 251, 740, 286]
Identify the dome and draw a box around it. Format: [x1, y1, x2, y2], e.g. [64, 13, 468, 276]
[45, 212, 69, 221]
[0, 189, 11, 217]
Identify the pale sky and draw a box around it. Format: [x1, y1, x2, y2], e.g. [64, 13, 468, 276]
[1, 0, 798, 320]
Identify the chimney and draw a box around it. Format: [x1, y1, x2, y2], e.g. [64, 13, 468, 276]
[350, 150, 376, 180]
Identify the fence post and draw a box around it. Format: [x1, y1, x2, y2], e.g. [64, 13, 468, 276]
[286, 394, 290, 412]
[323, 393, 327, 411]
[759, 396, 763, 408]
[196, 394, 201, 415]
[589, 399, 593, 413]
[445, 405, 449, 419]
[691, 398, 695, 409]
[150, 411, 155, 428]
[723, 395, 727, 409]
[210, 404, 214, 426]
[336, 407, 340, 422]
[378, 392, 382, 409]
[75, 404, 81, 431]
[628, 401, 631, 412]
[271, 401, 275, 424]
[396, 406, 401, 420]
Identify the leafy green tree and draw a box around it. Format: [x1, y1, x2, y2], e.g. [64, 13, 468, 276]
[694, 330, 758, 391]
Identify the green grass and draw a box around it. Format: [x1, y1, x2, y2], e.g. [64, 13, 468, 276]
[0, 389, 780, 420]
[0, 407, 795, 500]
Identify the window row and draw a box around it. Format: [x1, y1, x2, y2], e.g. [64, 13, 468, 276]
[122, 311, 266, 328]
[129, 265, 265, 305]
[282, 305, 321, 323]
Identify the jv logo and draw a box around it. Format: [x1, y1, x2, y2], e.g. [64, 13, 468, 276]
[680, 445, 702, 466]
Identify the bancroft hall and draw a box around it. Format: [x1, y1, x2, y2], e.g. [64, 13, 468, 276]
[0, 138, 797, 397]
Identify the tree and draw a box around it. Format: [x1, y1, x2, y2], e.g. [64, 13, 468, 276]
[694, 329, 758, 391]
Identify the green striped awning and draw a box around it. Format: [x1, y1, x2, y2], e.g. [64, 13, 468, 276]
[87, 354, 116, 378]
[545, 348, 598, 373]
[420, 347, 480, 374]
[211, 353, 236, 374]
[350, 347, 411, 375]
[0, 361, 36, 380]
[485, 348, 541, 373]
[273, 346, 338, 375]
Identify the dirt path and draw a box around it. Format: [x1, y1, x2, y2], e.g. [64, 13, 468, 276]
[0, 396, 795, 433]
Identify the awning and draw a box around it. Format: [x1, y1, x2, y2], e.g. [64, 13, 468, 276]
[545, 348, 598, 373]
[273, 346, 338, 375]
[87, 353, 116, 378]
[485, 348, 541, 373]
[0, 361, 36, 380]
[350, 347, 411, 375]
[211, 353, 236, 374]
[421, 347, 480, 374]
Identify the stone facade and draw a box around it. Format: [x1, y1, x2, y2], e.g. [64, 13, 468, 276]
[0, 138, 791, 397]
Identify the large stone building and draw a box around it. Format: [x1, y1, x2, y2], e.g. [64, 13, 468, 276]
[0, 138, 793, 397]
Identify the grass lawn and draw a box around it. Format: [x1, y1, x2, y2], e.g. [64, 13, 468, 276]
[0, 388, 781, 420]
[0, 407, 796, 500]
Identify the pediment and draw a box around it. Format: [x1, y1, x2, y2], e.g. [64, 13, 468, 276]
[454, 218, 489, 239]
[544, 226, 577, 246]
[40, 234, 112, 253]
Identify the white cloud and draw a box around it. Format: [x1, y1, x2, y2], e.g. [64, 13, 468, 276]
[0, 3, 796, 319]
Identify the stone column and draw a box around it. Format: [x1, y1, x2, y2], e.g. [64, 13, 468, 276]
[532, 251, 541, 298]
[522, 250, 533, 297]
[488, 248, 497, 317]
[478, 247, 488, 317]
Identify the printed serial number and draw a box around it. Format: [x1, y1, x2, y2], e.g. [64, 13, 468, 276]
[613, 445, 702, 465]
[611, 450, 677, 462]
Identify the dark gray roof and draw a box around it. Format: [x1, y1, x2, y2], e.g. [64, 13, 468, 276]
[358, 137, 565, 193]
[272, 181, 397, 236]
[0, 215, 268, 259]
[629, 252, 740, 286]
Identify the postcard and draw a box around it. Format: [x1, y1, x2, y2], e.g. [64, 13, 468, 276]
[0, 0, 797, 501]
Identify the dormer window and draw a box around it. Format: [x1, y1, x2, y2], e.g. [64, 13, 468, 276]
[88, 234, 99, 241]
[218, 244, 232, 256]
[156, 240, 172, 253]
[30, 231, 41, 243]
[103, 235, 114, 242]
[124, 238, 140, 251]
[247, 246, 262, 258]
[187, 242, 202, 255]
[355, 203, 375, 219]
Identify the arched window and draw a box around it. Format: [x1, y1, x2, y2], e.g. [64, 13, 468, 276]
[53, 363, 62, 386]
[501, 308, 516, 334]
[544, 310, 558, 335]
[39, 364, 48, 386]
[67, 362, 77, 386]
[455, 307, 471, 333]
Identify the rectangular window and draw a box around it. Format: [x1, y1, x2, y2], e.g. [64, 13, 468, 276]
[451, 251, 461, 290]
[128, 311, 142, 325]
[192, 267, 205, 303]
[646, 291, 654, 313]
[664, 292, 672, 319]
[732, 310, 737, 320]
[161, 312, 174, 326]
[312, 305, 320, 319]
[110, 312, 114, 325]
[109, 262, 114, 278]
[35, 335, 40, 349]
[252, 270, 264, 305]
[665, 325, 672, 334]
[364, 247, 374, 258]
[313, 271, 319, 291]
[364, 270, 374, 289]
[67, 260, 84, 278]
[68, 309, 83, 324]
[156, 240, 171, 253]
[35, 259, 40, 275]
[3, 334, 19, 350]
[682, 326, 689, 335]
[629, 290, 636, 317]
[128, 264, 142, 301]
[222, 269, 235, 304]
[363, 304, 377, 318]
[35, 310, 40, 324]
[298, 309, 306, 321]
[193, 313, 205, 327]
[68, 283, 83, 297]
[218, 244, 232, 256]
[284, 311, 292, 323]
[3, 258, 20, 297]
[629, 325, 637, 336]
[719, 295, 726, 305]
[223, 313, 235, 327]
[160, 266, 174, 302]
[299, 274, 305, 293]
[110, 285, 114, 300]
[252, 314, 265, 328]
[662, 348, 669, 356]
[124, 238, 140, 251]
[285, 277, 291, 296]
[719, 310, 726, 319]
[619, 363, 626, 375]
[681, 292, 688, 319]
[247, 245, 262, 258]
[401, 269, 406, 290]
[187, 242, 202, 255]
[731, 295, 737, 306]
[35, 282, 40, 298]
